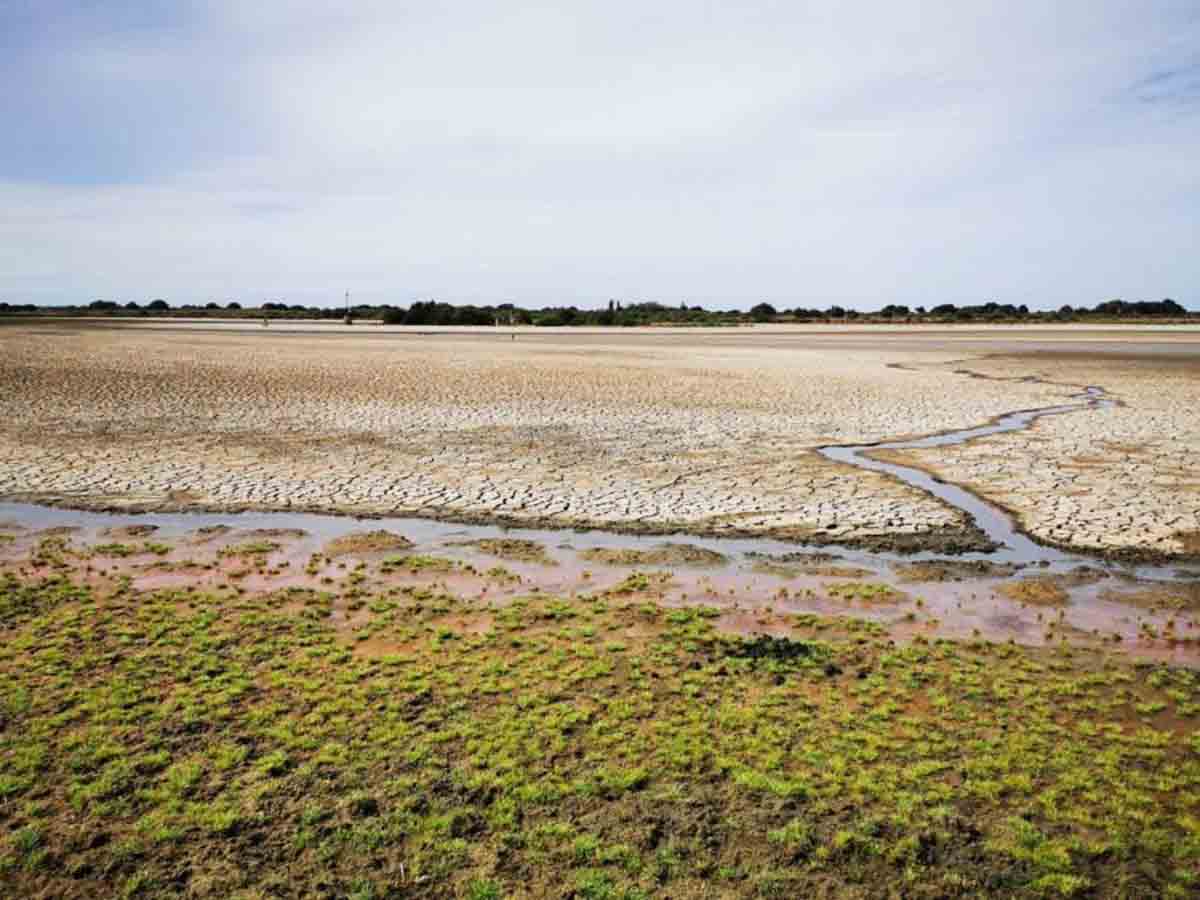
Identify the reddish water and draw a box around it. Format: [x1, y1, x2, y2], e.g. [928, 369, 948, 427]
[3, 512, 1196, 666]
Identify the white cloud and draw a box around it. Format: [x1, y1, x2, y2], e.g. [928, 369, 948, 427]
[1, 1, 1196, 308]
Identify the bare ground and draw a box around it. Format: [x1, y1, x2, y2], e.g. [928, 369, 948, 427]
[1, 320, 1197, 558]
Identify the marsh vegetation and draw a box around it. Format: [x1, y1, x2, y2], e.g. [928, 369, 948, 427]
[1, 533, 1198, 898]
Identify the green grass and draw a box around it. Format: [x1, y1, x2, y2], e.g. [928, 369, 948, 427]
[380, 554, 460, 574]
[0, 569, 1197, 897]
[826, 581, 906, 604]
[92, 541, 173, 558]
[217, 540, 281, 559]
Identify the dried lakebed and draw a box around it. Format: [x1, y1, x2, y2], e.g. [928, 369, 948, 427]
[16, 322, 1198, 559]
[2, 376, 1199, 661]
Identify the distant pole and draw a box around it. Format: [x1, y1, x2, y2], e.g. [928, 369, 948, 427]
[344, 290, 351, 325]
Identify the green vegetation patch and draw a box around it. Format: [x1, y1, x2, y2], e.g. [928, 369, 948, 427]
[380, 554, 460, 574]
[216, 540, 281, 560]
[826, 581, 907, 604]
[606, 571, 675, 595]
[470, 538, 557, 566]
[91, 541, 171, 558]
[581, 543, 728, 568]
[0, 572, 1197, 898]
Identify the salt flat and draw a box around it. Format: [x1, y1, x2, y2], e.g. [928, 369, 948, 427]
[0, 319, 1196, 558]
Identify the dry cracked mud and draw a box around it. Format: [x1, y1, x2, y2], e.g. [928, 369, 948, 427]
[1, 320, 1197, 559]
[884, 350, 1200, 558]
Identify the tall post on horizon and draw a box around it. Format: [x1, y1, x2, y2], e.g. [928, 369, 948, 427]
[344, 289, 351, 325]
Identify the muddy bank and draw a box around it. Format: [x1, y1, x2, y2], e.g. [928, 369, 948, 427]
[460, 538, 556, 565]
[323, 529, 413, 557]
[1100, 579, 1200, 612]
[819, 383, 1111, 558]
[891, 560, 1020, 582]
[0, 490, 1001, 557]
[4, 484, 1198, 569]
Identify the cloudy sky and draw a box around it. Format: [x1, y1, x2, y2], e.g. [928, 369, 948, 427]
[2, 1, 1197, 309]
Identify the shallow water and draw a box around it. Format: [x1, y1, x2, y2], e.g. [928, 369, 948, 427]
[2, 498, 1198, 664]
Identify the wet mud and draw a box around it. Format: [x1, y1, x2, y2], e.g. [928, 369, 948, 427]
[3, 501, 1199, 666]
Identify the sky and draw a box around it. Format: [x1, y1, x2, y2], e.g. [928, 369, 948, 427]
[1, 1, 1197, 310]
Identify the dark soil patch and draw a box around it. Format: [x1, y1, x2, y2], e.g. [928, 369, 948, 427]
[35, 526, 80, 537]
[752, 560, 874, 579]
[1175, 531, 1200, 554]
[100, 523, 160, 539]
[746, 551, 839, 565]
[241, 527, 308, 540]
[806, 565, 875, 578]
[192, 524, 233, 542]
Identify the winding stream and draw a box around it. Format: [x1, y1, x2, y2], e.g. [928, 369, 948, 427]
[818, 386, 1114, 566]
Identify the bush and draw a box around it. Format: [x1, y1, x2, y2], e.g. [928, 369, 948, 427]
[750, 302, 777, 322]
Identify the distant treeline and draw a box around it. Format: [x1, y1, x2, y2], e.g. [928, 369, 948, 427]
[0, 297, 1192, 325]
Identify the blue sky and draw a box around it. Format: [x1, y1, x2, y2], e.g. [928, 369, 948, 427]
[1, 1, 1197, 309]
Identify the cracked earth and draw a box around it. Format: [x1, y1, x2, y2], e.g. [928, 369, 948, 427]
[0, 321, 1196, 558]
